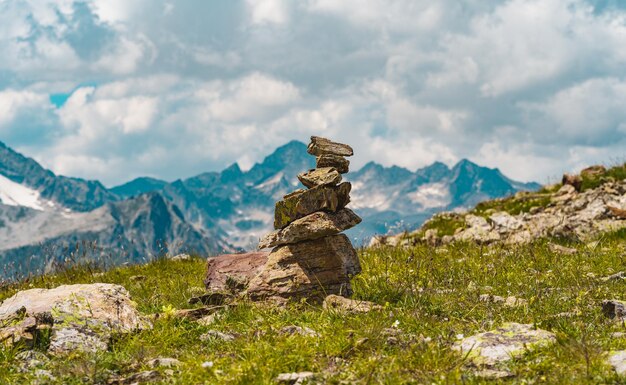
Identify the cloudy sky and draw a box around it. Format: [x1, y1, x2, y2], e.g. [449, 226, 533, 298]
[1, 0, 626, 186]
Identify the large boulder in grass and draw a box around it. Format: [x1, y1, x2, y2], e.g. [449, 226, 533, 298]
[0, 284, 150, 354]
[274, 182, 352, 229]
[204, 251, 270, 294]
[259, 209, 362, 249]
[247, 234, 360, 301]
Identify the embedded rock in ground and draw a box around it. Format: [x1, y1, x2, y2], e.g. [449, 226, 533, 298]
[581, 165, 606, 178]
[608, 351, 626, 376]
[322, 294, 383, 313]
[316, 154, 350, 174]
[279, 325, 319, 337]
[422, 229, 439, 246]
[489, 212, 523, 233]
[148, 358, 182, 368]
[548, 243, 578, 255]
[204, 252, 269, 294]
[247, 235, 360, 300]
[276, 372, 316, 384]
[601, 272, 626, 282]
[297, 167, 342, 188]
[453, 323, 556, 367]
[602, 300, 626, 320]
[0, 284, 150, 354]
[562, 173, 583, 192]
[200, 330, 238, 342]
[307, 136, 354, 157]
[455, 215, 500, 244]
[274, 182, 352, 229]
[608, 206, 626, 219]
[259, 209, 362, 249]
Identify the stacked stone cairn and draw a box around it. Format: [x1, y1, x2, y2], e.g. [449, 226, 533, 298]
[245, 136, 363, 301]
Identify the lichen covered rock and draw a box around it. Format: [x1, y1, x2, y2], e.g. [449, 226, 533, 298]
[307, 136, 354, 157]
[274, 182, 352, 229]
[0, 284, 151, 354]
[260, 209, 361, 249]
[297, 167, 342, 188]
[453, 323, 556, 367]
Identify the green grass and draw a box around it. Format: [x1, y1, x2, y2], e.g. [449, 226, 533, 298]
[421, 213, 465, 237]
[3, 235, 626, 383]
[473, 193, 552, 217]
[581, 164, 626, 191]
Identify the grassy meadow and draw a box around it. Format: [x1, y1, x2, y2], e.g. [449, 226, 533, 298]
[2, 233, 626, 384]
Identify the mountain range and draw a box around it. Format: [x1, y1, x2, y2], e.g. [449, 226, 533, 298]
[0, 140, 539, 279]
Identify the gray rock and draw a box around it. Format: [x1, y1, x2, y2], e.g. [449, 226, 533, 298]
[147, 357, 182, 368]
[259, 209, 361, 249]
[49, 327, 109, 354]
[422, 229, 439, 246]
[109, 370, 161, 385]
[274, 182, 352, 229]
[548, 243, 578, 255]
[200, 330, 237, 342]
[276, 371, 316, 384]
[489, 212, 523, 232]
[609, 351, 626, 376]
[16, 350, 50, 372]
[316, 154, 350, 174]
[297, 167, 342, 189]
[307, 136, 353, 157]
[170, 253, 192, 261]
[455, 215, 500, 244]
[472, 369, 515, 379]
[602, 300, 626, 320]
[453, 323, 556, 366]
[0, 284, 151, 355]
[279, 326, 320, 337]
[601, 272, 626, 282]
[322, 294, 382, 313]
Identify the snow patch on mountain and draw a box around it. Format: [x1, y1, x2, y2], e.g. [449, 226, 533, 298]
[0, 174, 54, 211]
[408, 182, 451, 209]
[350, 181, 396, 211]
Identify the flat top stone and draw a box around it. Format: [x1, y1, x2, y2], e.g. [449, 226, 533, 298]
[259, 208, 362, 249]
[307, 136, 354, 157]
[453, 323, 556, 366]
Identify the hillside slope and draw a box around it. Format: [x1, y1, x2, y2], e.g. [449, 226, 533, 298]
[373, 163, 626, 247]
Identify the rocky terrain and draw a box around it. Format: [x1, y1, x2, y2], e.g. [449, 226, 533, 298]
[373, 164, 626, 248]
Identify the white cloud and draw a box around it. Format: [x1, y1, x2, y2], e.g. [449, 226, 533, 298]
[1, 0, 626, 186]
[247, 0, 290, 25]
[203, 72, 301, 122]
[522, 78, 626, 145]
[0, 90, 50, 126]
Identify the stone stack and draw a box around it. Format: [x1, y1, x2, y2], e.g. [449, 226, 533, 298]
[246, 136, 362, 301]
